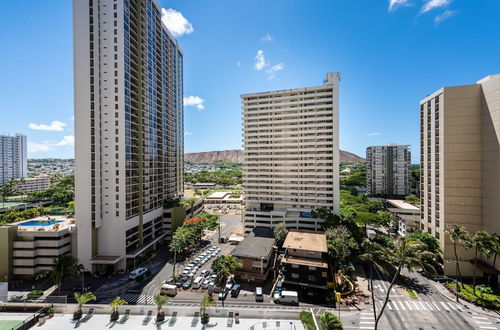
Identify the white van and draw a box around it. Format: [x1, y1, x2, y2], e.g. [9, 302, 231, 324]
[274, 290, 299, 305]
[160, 284, 178, 296]
[128, 267, 148, 280]
[193, 276, 204, 289]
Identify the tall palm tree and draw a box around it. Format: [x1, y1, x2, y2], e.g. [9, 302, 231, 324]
[472, 231, 494, 295]
[154, 294, 168, 321]
[488, 233, 500, 287]
[211, 256, 242, 285]
[360, 240, 394, 322]
[73, 292, 96, 320]
[447, 225, 472, 291]
[35, 254, 81, 291]
[375, 237, 436, 330]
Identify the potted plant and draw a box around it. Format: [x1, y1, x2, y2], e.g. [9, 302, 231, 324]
[200, 294, 216, 324]
[154, 294, 168, 322]
[73, 292, 96, 320]
[47, 306, 55, 318]
[110, 297, 127, 322]
[37, 313, 46, 325]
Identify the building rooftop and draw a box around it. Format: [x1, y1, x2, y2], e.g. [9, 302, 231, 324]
[386, 199, 420, 210]
[12, 215, 75, 232]
[232, 227, 275, 259]
[207, 191, 230, 199]
[282, 256, 328, 268]
[283, 231, 327, 253]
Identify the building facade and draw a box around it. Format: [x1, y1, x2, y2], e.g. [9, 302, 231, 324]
[15, 176, 51, 193]
[74, 0, 184, 273]
[0, 134, 27, 186]
[242, 73, 340, 232]
[280, 231, 329, 290]
[420, 74, 500, 276]
[366, 144, 411, 197]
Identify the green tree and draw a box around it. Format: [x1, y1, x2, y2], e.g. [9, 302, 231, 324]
[200, 294, 216, 323]
[408, 230, 443, 274]
[319, 311, 343, 330]
[35, 254, 81, 291]
[154, 294, 168, 320]
[447, 225, 472, 291]
[325, 226, 358, 286]
[472, 231, 494, 295]
[211, 255, 242, 285]
[488, 233, 500, 286]
[273, 222, 288, 248]
[377, 211, 396, 229]
[0, 180, 19, 207]
[355, 211, 381, 232]
[181, 197, 198, 217]
[110, 297, 127, 319]
[375, 237, 436, 330]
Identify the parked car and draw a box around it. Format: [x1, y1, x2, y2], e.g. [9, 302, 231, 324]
[255, 287, 264, 302]
[182, 279, 193, 290]
[202, 279, 211, 289]
[201, 269, 211, 277]
[160, 284, 178, 296]
[165, 277, 175, 285]
[274, 291, 299, 305]
[175, 278, 186, 288]
[180, 270, 190, 279]
[193, 276, 204, 289]
[218, 288, 228, 300]
[231, 284, 241, 298]
[225, 282, 234, 291]
[275, 280, 284, 294]
[129, 267, 148, 280]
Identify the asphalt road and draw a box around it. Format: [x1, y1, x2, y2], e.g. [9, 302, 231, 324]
[341, 268, 500, 330]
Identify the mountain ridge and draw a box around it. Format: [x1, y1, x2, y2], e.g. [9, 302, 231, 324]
[185, 149, 364, 163]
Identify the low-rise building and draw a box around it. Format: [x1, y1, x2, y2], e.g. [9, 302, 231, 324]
[280, 231, 329, 290]
[385, 199, 420, 237]
[0, 216, 76, 280]
[163, 197, 204, 239]
[192, 183, 217, 189]
[205, 192, 243, 205]
[232, 227, 276, 283]
[15, 176, 51, 193]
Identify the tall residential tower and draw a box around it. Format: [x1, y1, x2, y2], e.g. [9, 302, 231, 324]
[420, 74, 500, 276]
[366, 144, 411, 197]
[0, 133, 27, 186]
[242, 73, 340, 232]
[74, 0, 184, 273]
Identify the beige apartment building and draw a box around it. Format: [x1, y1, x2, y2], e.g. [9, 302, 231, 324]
[74, 0, 184, 273]
[15, 176, 51, 193]
[420, 74, 500, 277]
[242, 73, 340, 232]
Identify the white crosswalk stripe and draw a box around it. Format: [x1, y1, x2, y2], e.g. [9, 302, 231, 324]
[377, 300, 464, 312]
[118, 293, 155, 305]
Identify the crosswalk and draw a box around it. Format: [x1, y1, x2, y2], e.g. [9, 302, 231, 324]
[101, 293, 155, 305]
[470, 314, 500, 330]
[376, 299, 464, 312]
[359, 311, 375, 329]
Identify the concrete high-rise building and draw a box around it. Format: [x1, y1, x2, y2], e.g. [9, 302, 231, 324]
[420, 74, 500, 276]
[242, 73, 340, 232]
[74, 0, 184, 273]
[366, 144, 411, 197]
[0, 133, 27, 186]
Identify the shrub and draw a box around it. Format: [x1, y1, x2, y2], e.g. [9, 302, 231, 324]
[300, 311, 317, 330]
[319, 311, 343, 330]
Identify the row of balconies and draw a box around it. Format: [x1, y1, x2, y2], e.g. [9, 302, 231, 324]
[13, 244, 71, 258]
[12, 236, 71, 249]
[242, 90, 332, 103]
[243, 97, 333, 111]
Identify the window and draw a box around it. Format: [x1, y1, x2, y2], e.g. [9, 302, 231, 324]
[308, 266, 316, 271]
[291, 273, 299, 279]
[291, 264, 299, 269]
[308, 275, 316, 281]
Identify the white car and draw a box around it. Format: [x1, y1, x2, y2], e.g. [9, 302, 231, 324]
[129, 267, 148, 280]
[180, 270, 190, 278]
[201, 279, 211, 289]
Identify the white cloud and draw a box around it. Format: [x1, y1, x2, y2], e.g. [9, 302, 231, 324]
[421, 0, 452, 13]
[27, 135, 74, 153]
[185, 131, 192, 136]
[266, 63, 284, 80]
[27, 142, 51, 153]
[55, 135, 74, 146]
[161, 8, 193, 37]
[28, 120, 66, 132]
[366, 132, 382, 136]
[254, 50, 266, 70]
[236, 61, 242, 67]
[388, 0, 409, 11]
[183, 96, 205, 110]
[434, 10, 456, 23]
[261, 33, 273, 42]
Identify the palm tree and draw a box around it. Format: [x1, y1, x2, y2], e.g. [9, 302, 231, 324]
[375, 237, 436, 330]
[35, 254, 81, 291]
[360, 240, 393, 322]
[211, 255, 242, 286]
[200, 294, 216, 324]
[0, 179, 19, 208]
[110, 297, 127, 321]
[154, 294, 168, 322]
[488, 233, 500, 287]
[319, 311, 343, 330]
[73, 292, 96, 320]
[181, 198, 198, 217]
[472, 231, 494, 295]
[447, 225, 472, 291]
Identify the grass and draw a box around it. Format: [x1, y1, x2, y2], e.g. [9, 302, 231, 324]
[0, 320, 23, 330]
[447, 283, 500, 308]
[300, 311, 317, 330]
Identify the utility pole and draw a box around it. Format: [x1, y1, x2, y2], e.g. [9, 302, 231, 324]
[218, 215, 221, 244]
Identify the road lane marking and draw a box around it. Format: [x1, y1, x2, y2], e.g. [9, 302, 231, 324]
[398, 301, 406, 310]
[404, 301, 414, 310]
[477, 327, 496, 330]
[473, 317, 490, 320]
[423, 302, 433, 311]
[431, 302, 441, 311]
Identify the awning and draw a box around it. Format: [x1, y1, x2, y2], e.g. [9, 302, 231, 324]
[90, 255, 123, 265]
[469, 259, 500, 275]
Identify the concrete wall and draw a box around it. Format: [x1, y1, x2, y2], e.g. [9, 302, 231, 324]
[0, 226, 17, 281]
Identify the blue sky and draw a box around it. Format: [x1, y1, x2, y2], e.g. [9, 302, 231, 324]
[1, 0, 499, 160]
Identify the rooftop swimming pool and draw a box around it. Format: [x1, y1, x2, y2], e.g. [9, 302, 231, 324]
[19, 220, 63, 227]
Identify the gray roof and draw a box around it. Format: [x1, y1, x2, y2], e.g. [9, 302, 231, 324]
[231, 227, 275, 259]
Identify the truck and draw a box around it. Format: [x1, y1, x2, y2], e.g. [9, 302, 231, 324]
[273, 290, 298, 305]
[160, 284, 178, 296]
